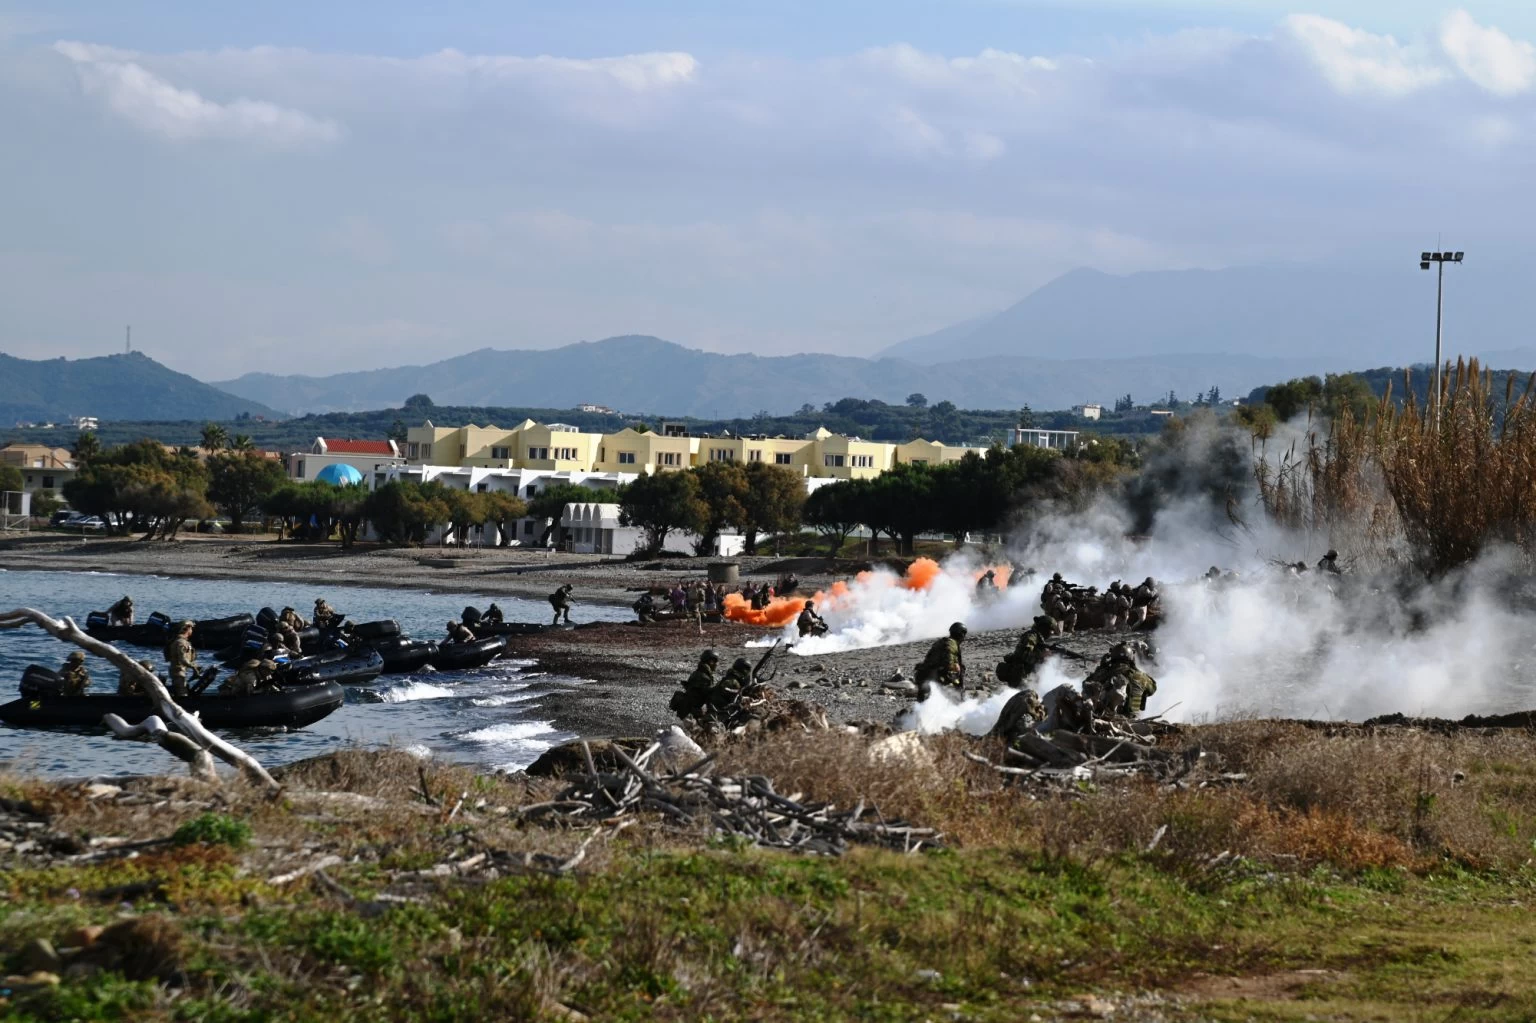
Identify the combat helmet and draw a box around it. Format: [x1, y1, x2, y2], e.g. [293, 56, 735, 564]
[948, 622, 968, 640]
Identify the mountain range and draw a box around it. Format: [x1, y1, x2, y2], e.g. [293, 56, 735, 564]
[0, 352, 282, 425]
[213, 336, 1351, 418]
[880, 264, 1536, 366]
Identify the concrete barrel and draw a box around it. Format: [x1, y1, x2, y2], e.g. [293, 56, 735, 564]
[707, 561, 740, 584]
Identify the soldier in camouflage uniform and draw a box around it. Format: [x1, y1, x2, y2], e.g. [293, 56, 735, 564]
[549, 584, 574, 626]
[107, 595, 135, 627]
[670, 649, 720, 721]
[990, 687, 1047, 743]
[117, 659, 155, 698]
[710, 657, 757, 719]
[221, 658, 278, 697]
[312, 599, 339, 630]
[996, 615, 1056, 685]
[58, 651, 91, 697]
[165, 620, 198, 698]
[915, 623, 967, 696]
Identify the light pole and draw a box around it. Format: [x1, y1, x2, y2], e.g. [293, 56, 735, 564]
[1420, 249, 1464, 423]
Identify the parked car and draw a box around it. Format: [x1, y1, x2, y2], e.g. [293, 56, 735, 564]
[61, 516, 107, 532]
[49, 510, 77, 527]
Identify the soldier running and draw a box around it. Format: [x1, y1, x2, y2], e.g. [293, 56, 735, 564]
[796, 600, 829, 638]
[549, 584, 574, 626]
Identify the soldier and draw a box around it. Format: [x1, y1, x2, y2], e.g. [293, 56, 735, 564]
[633, 592, 659, 623]
[483, 603, 505, 626]
[711, 656, 757, 719]
[279, 606, 307, 632]
[996, 615, 1055, 685]
[1083, 643, 1158, 718]
[549, 584, 574, 626]
[670, 650, 720, 721]
[976, 570, 997, 598]
[221, 658, 276, 696]
[118, 659, 155, 698]
[444, 620, 476, 644]
[165, 621, 197, 698]
[274, 619, 302, 653]
[1318, 549, 1342, 575]
[1044, 590, 1077, 635]
[990, 687, 1047, 743]
[915, 623, 967, 696]
[107, 595, 135, 627]
[58, 651, 91, 697]
[312, 598, 339, 629]
[797, 600, 829, 638]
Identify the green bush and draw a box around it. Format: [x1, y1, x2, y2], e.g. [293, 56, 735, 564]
[172, 812, 252, 849]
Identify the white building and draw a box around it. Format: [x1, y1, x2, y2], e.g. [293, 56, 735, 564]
[380, 464, 638, 546]
[286, 438, 404, 487]
[560, 502, 745, 557]
[1073, 404, 1102, 421]
[1011, 428, 1080, 451]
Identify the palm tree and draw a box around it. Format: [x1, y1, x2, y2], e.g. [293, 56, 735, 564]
[232, 434, 256, 452]
[200, 423, 229, 452]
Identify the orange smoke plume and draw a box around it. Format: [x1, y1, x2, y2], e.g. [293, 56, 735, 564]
[723, 591, 807, 626]
[902, 557, 941, 590]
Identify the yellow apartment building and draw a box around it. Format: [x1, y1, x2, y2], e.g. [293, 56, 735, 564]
[403, 420, 987, 482]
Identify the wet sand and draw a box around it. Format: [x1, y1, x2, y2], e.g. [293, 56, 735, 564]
[0, 534, 1119, 741]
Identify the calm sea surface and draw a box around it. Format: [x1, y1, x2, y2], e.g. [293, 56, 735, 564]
[0, 569, 630, 778]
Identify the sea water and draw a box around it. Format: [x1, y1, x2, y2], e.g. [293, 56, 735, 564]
[0, 569, 630, 777]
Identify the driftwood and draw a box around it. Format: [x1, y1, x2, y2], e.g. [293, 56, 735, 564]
[518, 740, 941, 856]
[102, 714, 218, 783]
[0, 607, 280, 793]
[970, 723, 1242, 793]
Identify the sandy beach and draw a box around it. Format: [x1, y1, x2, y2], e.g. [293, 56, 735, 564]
[0, 534, 1118, 741]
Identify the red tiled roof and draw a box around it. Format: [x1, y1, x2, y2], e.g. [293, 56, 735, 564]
[323, 439, 395, 455]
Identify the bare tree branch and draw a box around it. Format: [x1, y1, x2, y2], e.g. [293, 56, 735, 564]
[0, 607, 280, 792]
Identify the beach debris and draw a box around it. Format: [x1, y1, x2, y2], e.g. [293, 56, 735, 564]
[963, 723, 1245, 792]
[518, 740, 942, 855]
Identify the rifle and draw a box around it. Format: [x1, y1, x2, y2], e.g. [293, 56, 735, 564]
[188, 665, 221, 696]
[1045, 642, 1090, 662]
[752, 639, 783, 683]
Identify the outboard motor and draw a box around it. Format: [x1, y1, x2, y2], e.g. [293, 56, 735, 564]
[256, 607, 279, 631]
[239, 624, 269, 654]
[19, 665, 63, 699]
[146, 611, 172, 640]
[461, 606, 483, 627]
[86, 611, 110, 631]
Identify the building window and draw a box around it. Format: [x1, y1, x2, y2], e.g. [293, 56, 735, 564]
[618, 451, 636, 465]
[710, 448, 735, 462]
[41, 476, 53, 489]
[911, 458, 928, 466]
[491, 446, 510, 459]
[554, 447, 578, 460]
[476, 483, 487, 492]
[774, 452, 792, 465]
[850, 455, 874, 468]
[526, 485, 538, 497]
[524, 520, 535, 535]
[748, 450, 762, 462]
[530, 447, 548, 460]
[407, 442, 419, 458]
[296, 461, 305, 479]
[824, 454, 845, 468]
[659, 452, 680, 467]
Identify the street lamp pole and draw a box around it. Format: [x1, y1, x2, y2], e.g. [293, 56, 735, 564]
[1420, 249, 1464, 424]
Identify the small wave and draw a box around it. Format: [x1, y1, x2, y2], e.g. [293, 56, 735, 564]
[471, 693, 538, 708]
[459, 720, 558, 745]
[378, 682, 455, 703]
[402, 743, 433, 760]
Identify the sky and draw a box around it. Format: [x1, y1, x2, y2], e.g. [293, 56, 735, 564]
[2, 1, 1535, 378]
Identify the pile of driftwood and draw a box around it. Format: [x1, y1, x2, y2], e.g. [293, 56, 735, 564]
[967, 725, 1248, 792]
[519, 740, 941, 856]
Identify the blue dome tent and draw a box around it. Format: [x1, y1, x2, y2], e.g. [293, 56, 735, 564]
[315, 463, 364, 486]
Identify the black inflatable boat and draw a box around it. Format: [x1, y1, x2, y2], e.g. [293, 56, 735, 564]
[2, 670, 343, 730]
[275, 648, 385, 687]
[84, 610, 171, 647]
[429, 635, 508, 671]
[371, 637, 438, 674]
[471, 622, 548, 637]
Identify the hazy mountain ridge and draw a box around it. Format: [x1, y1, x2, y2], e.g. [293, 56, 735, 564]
[0, 351, 283, 425]
[215, 335, 1357, 418]
[880, 265, 1536, 366]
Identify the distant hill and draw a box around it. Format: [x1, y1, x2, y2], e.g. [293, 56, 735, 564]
[0, 351, 283, 425]
[214, 335, 1352, 418]
[880, 264, 1536, 366]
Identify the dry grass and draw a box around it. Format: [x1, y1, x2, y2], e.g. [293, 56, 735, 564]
[716, 723, 1536, 873]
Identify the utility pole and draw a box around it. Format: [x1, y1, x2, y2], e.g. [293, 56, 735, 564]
[125, 325, 131, 354]
[1419, 249, 1464, 424]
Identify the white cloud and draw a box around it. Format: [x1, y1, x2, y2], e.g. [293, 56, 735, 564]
[53, 40, 340, 145]
[416, 48, 698, 92]
[1441, 10, 1536, 96]
[1281, 14, 1446, 95]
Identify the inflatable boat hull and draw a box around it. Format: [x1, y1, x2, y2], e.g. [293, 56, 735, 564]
[373, 638, 438, 674]
[429, 635, 509, 670]
[0, 682, 344, 730]
[276, 649, 385, 687]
